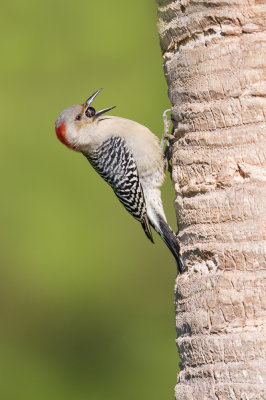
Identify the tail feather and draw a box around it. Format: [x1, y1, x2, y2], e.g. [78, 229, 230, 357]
[141, 214, 154, 243]
[152, 214, 183, 273]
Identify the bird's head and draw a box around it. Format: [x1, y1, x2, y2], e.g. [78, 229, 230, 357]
[55, 89, 115, 151]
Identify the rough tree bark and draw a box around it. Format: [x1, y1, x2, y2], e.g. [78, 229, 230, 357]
[157, 1, 266, 399]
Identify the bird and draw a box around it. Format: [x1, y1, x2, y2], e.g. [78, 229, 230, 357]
[55, 89, 182, 272]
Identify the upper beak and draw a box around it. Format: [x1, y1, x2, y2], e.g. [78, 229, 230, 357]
[84, 88, 116, 117]
[84, 88, 102, 107]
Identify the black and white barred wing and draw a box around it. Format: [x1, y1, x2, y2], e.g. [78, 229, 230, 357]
[84, 136, 153, 243]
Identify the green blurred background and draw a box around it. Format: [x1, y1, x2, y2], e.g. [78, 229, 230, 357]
[0, 0, 179, 398]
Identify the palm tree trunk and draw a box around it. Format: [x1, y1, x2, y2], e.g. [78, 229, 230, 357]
[157, 1, 266, 398]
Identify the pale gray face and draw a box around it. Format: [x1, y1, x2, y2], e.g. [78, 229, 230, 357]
[55, 103, 102, 148]
[55, 105, 86, 149]
[55, 90, 115, 150]
[55, 105, 81, 128]
[57, 104, 99, 125]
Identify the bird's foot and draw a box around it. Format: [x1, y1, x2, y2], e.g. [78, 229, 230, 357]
[160, 109, 174, 151]
[160, 109, 175, 174]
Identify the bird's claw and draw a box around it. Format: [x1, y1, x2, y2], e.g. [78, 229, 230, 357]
[160, 108, 174, 150]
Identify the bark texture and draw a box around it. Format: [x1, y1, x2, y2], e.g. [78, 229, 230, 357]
[157, 1, 266, 399]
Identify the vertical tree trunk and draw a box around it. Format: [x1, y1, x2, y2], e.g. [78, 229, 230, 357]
[157, 1, 266, 399]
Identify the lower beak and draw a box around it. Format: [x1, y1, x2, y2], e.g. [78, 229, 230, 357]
[95, 106, 116, 117]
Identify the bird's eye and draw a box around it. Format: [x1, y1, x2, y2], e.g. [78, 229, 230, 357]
[85, 107, 96, 118]
[75, 114, 81, 121]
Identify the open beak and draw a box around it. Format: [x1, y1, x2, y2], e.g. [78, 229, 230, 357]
[84, 89, 116, 117]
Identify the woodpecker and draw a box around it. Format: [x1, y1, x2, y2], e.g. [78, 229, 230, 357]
[55, 89, 182, 272]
